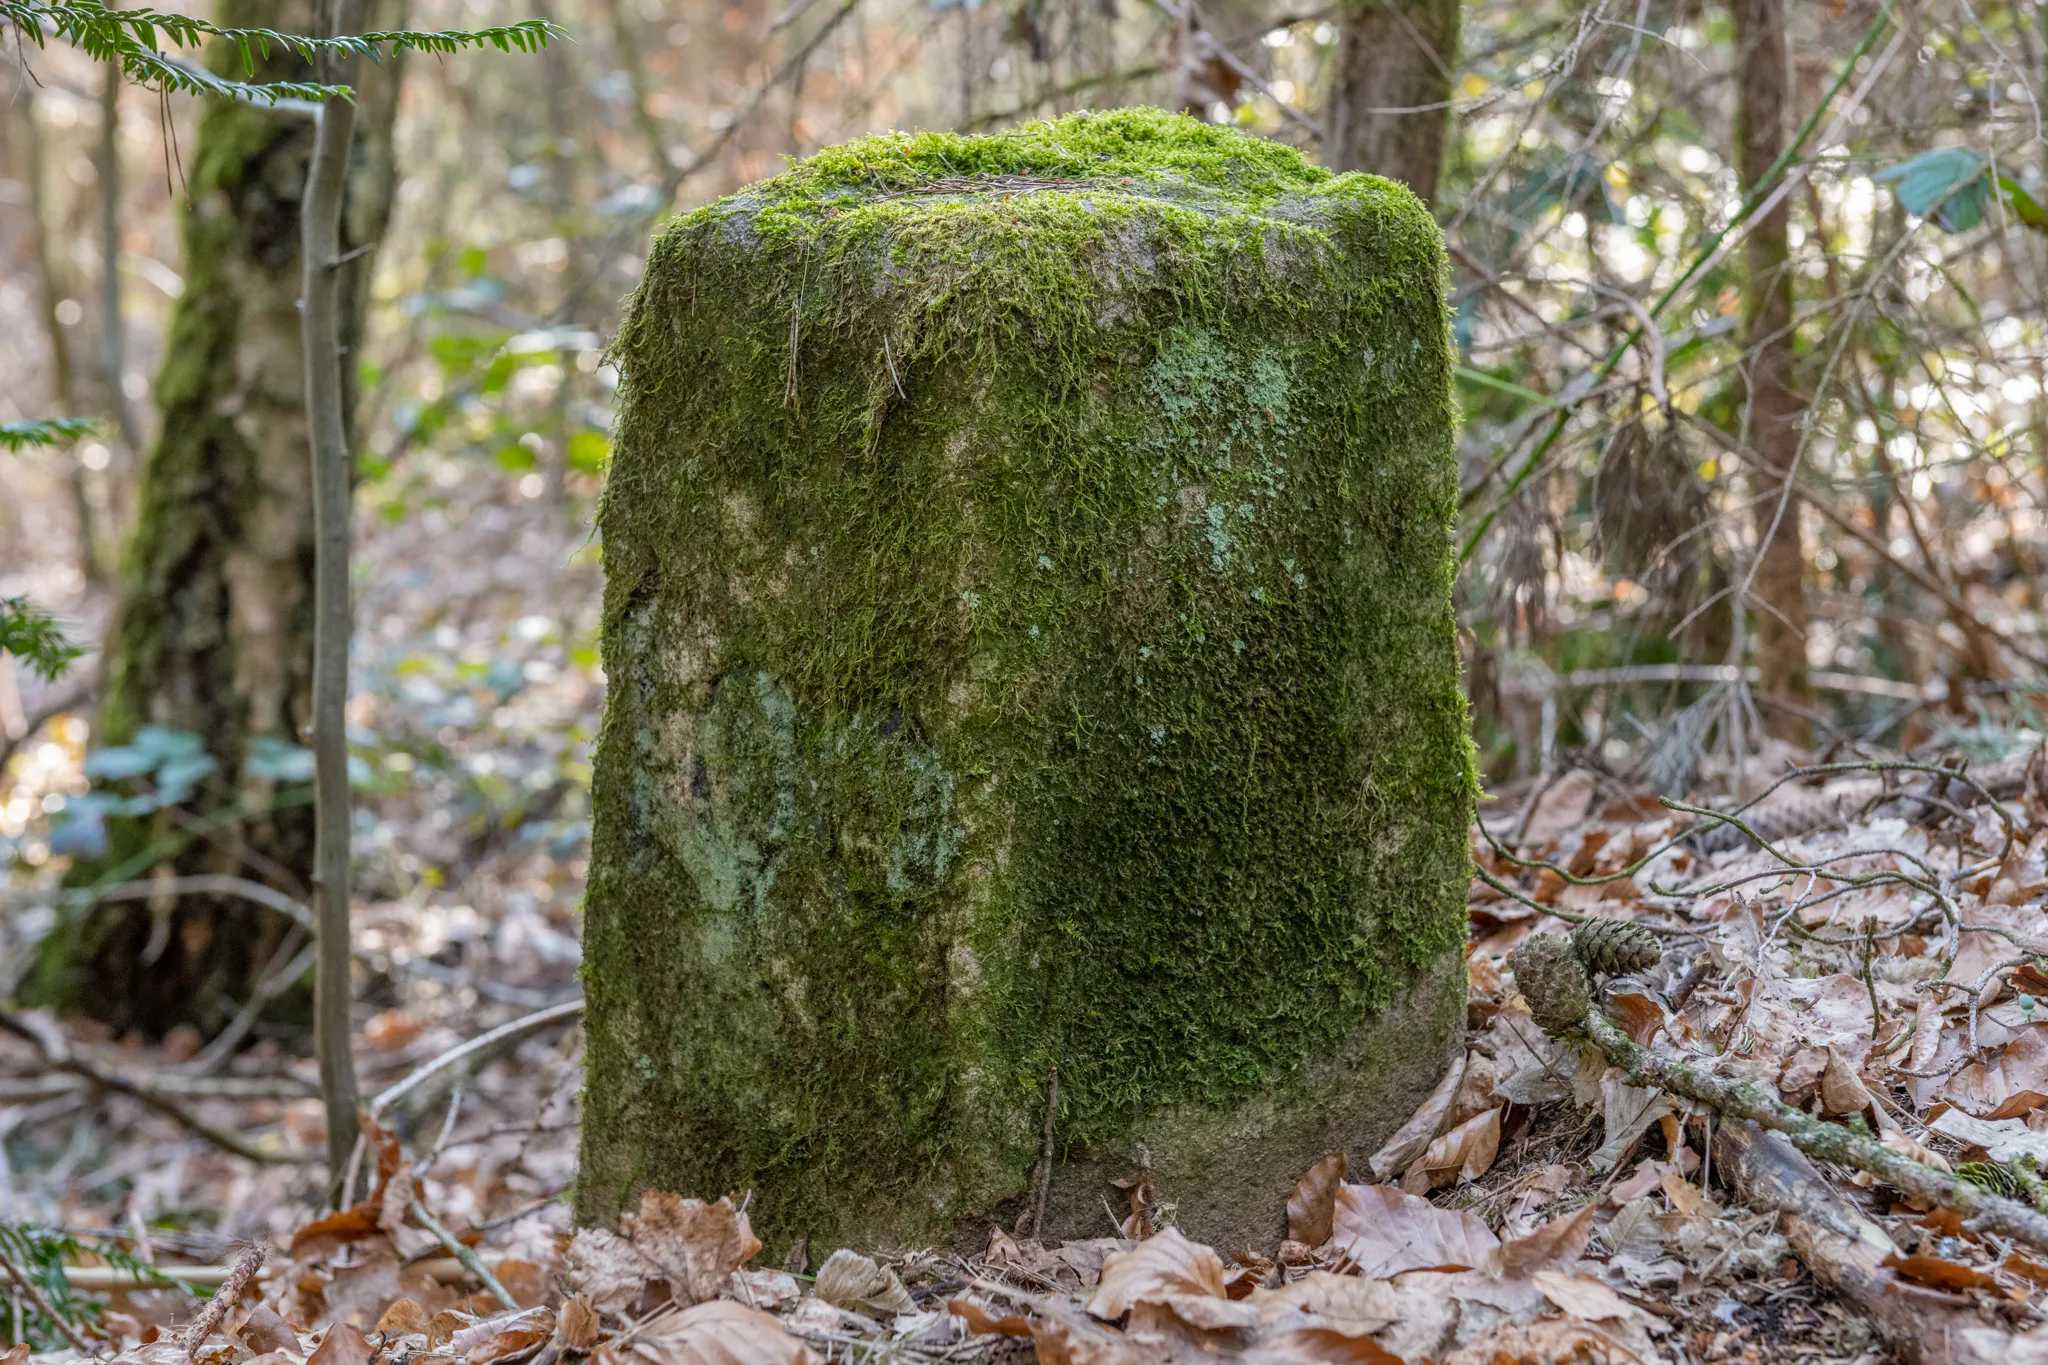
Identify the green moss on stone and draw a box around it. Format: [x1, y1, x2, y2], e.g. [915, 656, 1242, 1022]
[579, 108, 1475, 1250]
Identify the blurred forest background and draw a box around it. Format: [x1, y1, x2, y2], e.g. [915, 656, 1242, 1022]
[2, 0, 2047, 1264]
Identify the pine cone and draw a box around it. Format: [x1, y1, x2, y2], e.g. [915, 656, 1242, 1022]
[1508, 933, 1591, 1037]
[1571, 919, 1660, 977]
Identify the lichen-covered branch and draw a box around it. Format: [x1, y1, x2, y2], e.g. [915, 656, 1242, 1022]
[1580, 1006, 2048, 1255]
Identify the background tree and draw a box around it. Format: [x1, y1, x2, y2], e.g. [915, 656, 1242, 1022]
[1733, 0, 1813, 742]
[1325, 0, 1460, 202]
[26, 0, 405, 1039]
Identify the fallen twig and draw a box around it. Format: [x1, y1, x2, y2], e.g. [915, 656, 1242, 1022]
[1580, 1004, 2048, 1255]
[0, 1008, 315, 1165]
[342, 998, 583, 1202]
[411, 1200, 519, 1311]
[1715, 1119, 2000, 1365]
[179, 1243, 264, 1358]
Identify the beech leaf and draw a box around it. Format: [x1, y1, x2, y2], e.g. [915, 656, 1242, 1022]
[622, 1193, 763, 1307]
[1288, 1152, 1350, 1246]
[625, 1301, 816, 1365]
[1367, 1054, 1466, 1182]
[1086, 1227, 1229, 1320]
[1328, 1183, 1501, 1277]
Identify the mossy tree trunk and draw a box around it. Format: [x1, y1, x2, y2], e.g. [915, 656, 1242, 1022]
[579, 110, 1475, 1254]
[1325, 0, 1460, 204]
[28, 0, 401, 1039]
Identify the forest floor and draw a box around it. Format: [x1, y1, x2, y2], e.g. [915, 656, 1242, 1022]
[7, 461, 2048, 1362]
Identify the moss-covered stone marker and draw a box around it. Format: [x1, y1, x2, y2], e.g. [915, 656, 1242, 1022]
[579, 108, 1475, 1252]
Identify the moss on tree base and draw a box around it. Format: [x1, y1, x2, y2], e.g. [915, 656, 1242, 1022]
[578, 108, 1475, 1250]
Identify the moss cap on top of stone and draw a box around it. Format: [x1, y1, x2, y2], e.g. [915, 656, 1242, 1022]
[606, 107, 1451, 403]
[582, 108, 1474, 1252]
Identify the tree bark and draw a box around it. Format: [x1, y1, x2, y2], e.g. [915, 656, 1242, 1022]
[1324, 0, 1459, 205]
[1734, 0, 1812, 743]
[28, 0, 401, 1041]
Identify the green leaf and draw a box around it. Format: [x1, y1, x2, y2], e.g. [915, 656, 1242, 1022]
[1876, 147, 1990, 232]
[1995, 172, 2048, 233]
[0, 417, 98, 451]
[0, 597, 84, 681]
[568, 430, 611, 473]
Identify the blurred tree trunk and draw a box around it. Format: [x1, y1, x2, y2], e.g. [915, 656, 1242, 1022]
[1324, 0, 1459, 204]
[14, 94, 101, 587]
[28, 0, 402, 1040]
[1733, 0, 1812, 743]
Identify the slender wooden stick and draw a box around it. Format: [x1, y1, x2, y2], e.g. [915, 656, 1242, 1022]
[301, 0, 368, 1199]
[179, 1243, 264, 1359]
[411, 1202, 519, 1311]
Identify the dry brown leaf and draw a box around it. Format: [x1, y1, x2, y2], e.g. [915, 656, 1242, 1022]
[2006, 1253, 2048, 1287]
[1027, 1303, 1162, 1365]
[306, 1324, 374, 1365]
[1086, 1228, 1228, 1320]
[451, 1309, 554, 1358]
[1406, 1106, 1501, 1190]
[622, 1194, 762, 1307]
[1592, 1070, 1672, 1173]
[1521, 770, 1598, 847]
[1605, 992, 1668, 1046]
[567, 1228, 652, 1318]
[729, 1270, 801, 1311]
[1240, 1326, 1404, 1365]
[1529, 1271, 1640, 1323]
[555, 1297, 600, 1351]
[1289, 1152, 1351, 1245]
[811, 1249, 914, 1318]
[467, 1328, 551, 1365]
[1819, 1047, 1874, 1117]
[1985, 1090, 2048, 1121]
[428, 1310, 480, 1348]
[1328, 1184, 1501, 1278]
[1884, 1253, 2003, 1294]
[242, 1307, 304, 1354]
[318, 1249, 402, 1331]
[1367, 1055, 1467, 1182]
[1878, 1130, 1954, 1175]
[626, 1301, 817, 1365]
[1439, 1317, 1650, 1365]
[288, 1204, 384, 1262]
[1606, 1160, 1663, 1206]
[947, 1298, 1032, 1338]
[1498, 1205, 1594, 1278]
[1246, 1271, 1401, 1332]
[1129, 1296, 1260, 1334]
[1932, 1108, 2048, 1164]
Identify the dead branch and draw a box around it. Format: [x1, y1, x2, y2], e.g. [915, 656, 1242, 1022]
[0, 1007, 315, 1166]
[1714, 1119, 2000, 1365]
[179, 1243, 264, 1358]
[1578, 1005, 2048, 1256]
